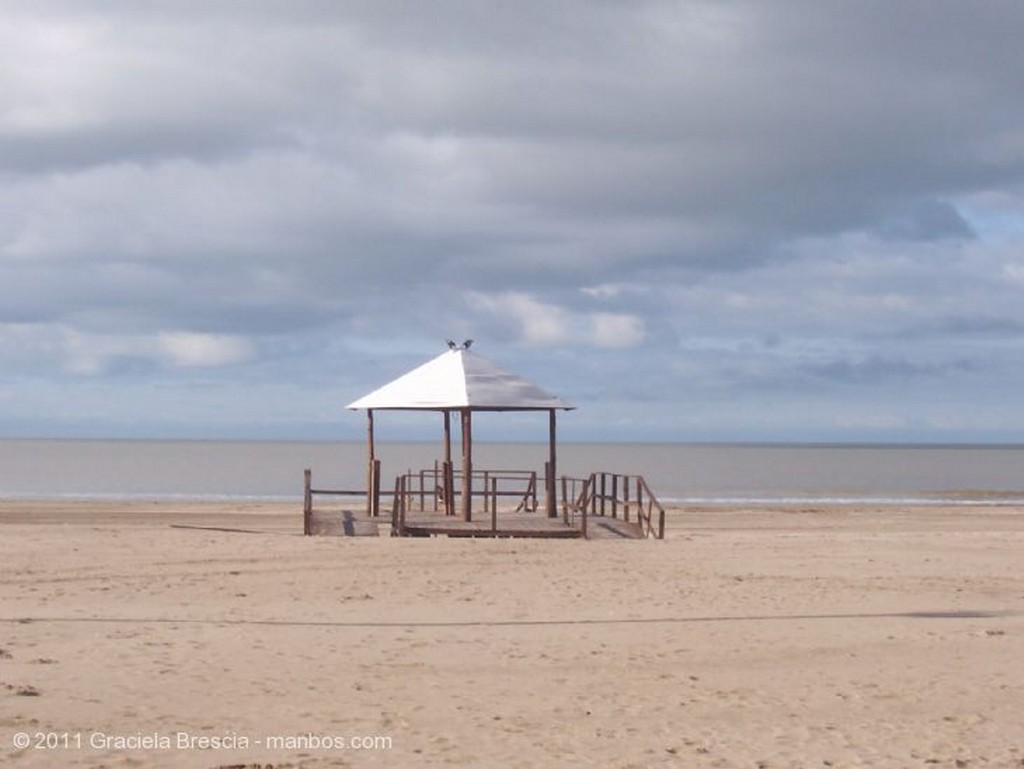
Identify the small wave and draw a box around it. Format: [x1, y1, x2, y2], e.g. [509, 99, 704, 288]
[664, 495, 1024, 506]
[0, 491, 304, 503]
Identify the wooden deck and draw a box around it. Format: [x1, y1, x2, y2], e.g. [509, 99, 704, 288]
[307, 510, 381, 537]
[304, 468, 665, 540]
[400, 508, 581, 538]
[307, 507, 645, 539]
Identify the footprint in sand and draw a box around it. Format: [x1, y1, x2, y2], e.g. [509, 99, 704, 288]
[2, 682, 40, 696]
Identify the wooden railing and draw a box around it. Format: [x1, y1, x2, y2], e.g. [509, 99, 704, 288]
[633, 475, 667, 539]
[559, 474, 591, 536]
[306, 466, 665, 540]
[302, 468, 367, 536]
[392, 472, 408, 536]
[391, 467, 540, 517]
[559, 471, 666, 539]
[390, 468, 541, 536]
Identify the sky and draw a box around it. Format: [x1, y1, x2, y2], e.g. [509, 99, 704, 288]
[2, 1, 1024, 443]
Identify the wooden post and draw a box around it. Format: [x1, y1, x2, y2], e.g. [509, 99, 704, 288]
[443, 460, 454, 516]
[398, 474, 407, 535]
[581, 483, 588, 539]
[391, 475, 400, 535]
[461, 409, 472, 522]
[303, 468, 312, 535]
[611, 474, 618, 519]
[544, 461, 550, 517]
[432, 460, 439, 512]
[600, 472, 607, 517]
[618, 475, 626, 524]
[547, 409, 557, 518]
[365, 409, 376, 517]
[491, 476, 498, 535]
[443, 411, 453, 516]
[561, 475, 568, 524]
[371, 459, 381, 517]
[483, 470, 490, 514]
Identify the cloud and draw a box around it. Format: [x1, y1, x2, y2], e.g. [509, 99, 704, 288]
[589, 313, 646, 349]
[156, 332, 255, 368]
[58, 328, 253, 375]
[467, 292, 646, 350]
[3, 2, 1024, 439]
[467, 292, 573, 347]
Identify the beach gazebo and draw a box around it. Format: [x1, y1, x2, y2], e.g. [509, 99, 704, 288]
[347, 344, 574, 521]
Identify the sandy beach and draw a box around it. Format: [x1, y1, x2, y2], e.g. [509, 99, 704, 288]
[1, 500, 1022, 768]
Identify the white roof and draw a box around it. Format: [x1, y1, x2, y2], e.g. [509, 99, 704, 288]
[347, 348, 574, 411]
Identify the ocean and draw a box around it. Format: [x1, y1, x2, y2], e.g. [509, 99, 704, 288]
[2, 439, 1023, 505]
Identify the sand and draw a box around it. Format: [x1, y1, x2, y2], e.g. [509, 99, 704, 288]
[1, 500, 1022, 768]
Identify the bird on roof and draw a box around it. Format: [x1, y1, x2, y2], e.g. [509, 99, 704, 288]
[463, 339, 473, 349]
[447, 339, 457, 349]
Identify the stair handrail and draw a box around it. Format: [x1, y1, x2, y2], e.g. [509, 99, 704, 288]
[633, 474, 666, 539]
[563, 471, 666, 539]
